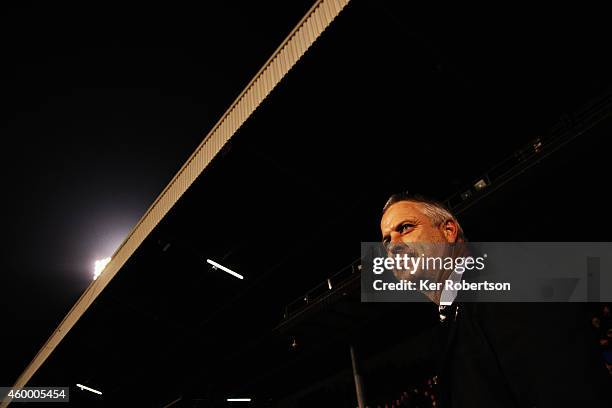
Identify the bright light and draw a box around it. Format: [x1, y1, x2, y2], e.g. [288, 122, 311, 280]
[93, 257, 111, 281]
[76, 383, 102, 395]
[227, 398, 251, 402]
[206, 259, 244, 280]
[473, 178, 488, 191]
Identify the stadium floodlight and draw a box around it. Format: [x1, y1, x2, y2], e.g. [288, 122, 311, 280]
[227, 398, 251, 402]
[76, 384, 102, 395]
[93, 257, 111, 281]
[206, 259, 244, 280]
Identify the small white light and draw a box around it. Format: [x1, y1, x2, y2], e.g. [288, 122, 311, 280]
[327, 278, 332, 290]
[206, 259, 244, 280]
[93, 257, 111, 281]
[227, 398, 251, 402]
[473, 179, 488, 191]
[76, 383, 102, 395]
[533, 138, 542, 153]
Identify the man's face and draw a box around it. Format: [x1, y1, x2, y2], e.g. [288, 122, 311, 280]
[380, 201, 457, 280]
[380, 201, 451, 246]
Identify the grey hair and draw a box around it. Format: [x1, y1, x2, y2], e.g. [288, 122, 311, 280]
[382, 192, 466, 241]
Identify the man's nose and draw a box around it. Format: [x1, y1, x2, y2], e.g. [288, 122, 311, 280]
[385, 232, 404, 253]
[389, 231, 401, 244]
[387, 239, 411, 257]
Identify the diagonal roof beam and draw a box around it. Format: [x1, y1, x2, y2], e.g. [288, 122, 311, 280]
[2, 0, 351, 405]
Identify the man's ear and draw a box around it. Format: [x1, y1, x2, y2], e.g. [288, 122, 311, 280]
[440, 220, 458, 243]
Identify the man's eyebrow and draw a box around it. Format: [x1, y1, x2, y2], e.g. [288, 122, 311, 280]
[392, 217, 419, 231]
[381, 217, 419, 241]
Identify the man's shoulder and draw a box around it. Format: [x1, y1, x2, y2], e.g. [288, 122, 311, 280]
[451, 302, 611, 406]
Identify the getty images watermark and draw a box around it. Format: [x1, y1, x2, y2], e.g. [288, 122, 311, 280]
[360, 242, 612, 302]
[372, 252, 511, 292]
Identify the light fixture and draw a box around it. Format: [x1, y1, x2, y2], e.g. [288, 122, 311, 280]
[76, 384, 102, 395]
[460, 190, 472, 201]
[533, 138, 542, 153]
[473, 178, 488, 191]
[206, 259, 244, 280]
[227, 398, 252, 402]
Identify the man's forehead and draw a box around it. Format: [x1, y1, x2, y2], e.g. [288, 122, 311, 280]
[380, 201, 424, 229]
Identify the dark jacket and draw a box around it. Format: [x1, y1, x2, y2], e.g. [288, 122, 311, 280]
[436, 302, 611, 407]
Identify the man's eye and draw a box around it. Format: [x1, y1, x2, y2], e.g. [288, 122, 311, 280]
[399, 223, 414, 233]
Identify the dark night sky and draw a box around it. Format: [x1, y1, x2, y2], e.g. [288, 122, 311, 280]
[0, 0, 314, 385]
